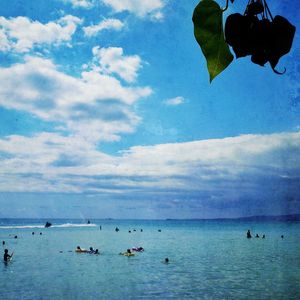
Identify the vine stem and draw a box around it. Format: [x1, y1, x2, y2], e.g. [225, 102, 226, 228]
[222, 0, 229, 12]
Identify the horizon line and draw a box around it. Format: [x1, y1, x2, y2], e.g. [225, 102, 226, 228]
[1, 213, 300, 221]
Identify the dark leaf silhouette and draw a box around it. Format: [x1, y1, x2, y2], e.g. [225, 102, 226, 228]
[225, 2, 295, 74]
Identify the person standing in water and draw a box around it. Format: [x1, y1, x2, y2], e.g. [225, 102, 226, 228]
[247, 230, 252, 238]
[3, 249, 12, 262]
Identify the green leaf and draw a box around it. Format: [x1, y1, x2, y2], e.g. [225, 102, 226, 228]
[193, 0, 233, 82]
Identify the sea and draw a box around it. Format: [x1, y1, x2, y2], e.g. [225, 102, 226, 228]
[0, 218, 299, 300]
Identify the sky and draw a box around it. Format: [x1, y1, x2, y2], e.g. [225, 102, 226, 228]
[0, 0, 299, 219]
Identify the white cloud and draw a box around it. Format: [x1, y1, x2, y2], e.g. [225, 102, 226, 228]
[92, 46, 142, 83]
[67, 0, 94, 8]
[0, 15, 82, 53]
[0, 55, 152, 141]
[164, 96, 185, 106]
[102, 0, 165, 20]
[0, 29, 10, 51]
[121, 132, 300, 174]
[0, 131, 299, 195]
[83, 18, 124, 37]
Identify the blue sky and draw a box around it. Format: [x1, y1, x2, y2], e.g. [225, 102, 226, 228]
[0, 0, 299, 219]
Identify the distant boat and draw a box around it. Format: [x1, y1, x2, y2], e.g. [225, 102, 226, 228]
[45, 222, 52, 228]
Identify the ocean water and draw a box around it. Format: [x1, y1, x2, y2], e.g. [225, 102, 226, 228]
[0, 219, 299, 300]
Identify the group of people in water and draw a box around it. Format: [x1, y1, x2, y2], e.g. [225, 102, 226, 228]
[115, 227, 146, 233]
[3, 224, 168, 264]
[2, 230, 45, 263]
[247, 230, 265, 238]
[119, 247, 145, 256]
[74, 245, 170, 262]
[246, 230, 284, 239]
[2, 246, 168, 264]
[117, 248, 168, 263]
[3, 226, 287, 264]
[74, 246, 145, 256]
[75, 246, 99, 254]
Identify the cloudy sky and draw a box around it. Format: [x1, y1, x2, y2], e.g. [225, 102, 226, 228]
[0, 0, 299, 219]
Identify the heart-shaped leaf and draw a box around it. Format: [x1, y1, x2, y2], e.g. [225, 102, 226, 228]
[193, 0, 234, 82]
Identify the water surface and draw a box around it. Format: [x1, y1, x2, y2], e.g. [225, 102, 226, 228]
[0, 219, 299, 299]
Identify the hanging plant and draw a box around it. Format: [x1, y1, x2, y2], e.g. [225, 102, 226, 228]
[192, 0, 296, 82]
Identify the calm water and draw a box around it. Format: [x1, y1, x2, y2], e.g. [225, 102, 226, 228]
[0, 219, 299, 299]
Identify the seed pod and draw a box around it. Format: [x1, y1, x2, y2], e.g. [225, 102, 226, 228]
[251, 18, 272, 66]
[246, 1, 264, 16]
[225, 13, 258, 58]
[224, 1, 296, 74]
[251, 51, 268, 66]
[271, 16, 296, 58]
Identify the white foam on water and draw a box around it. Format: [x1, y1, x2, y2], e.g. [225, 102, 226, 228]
[0, 225, 45, 229]
[0, 223, 97, 229]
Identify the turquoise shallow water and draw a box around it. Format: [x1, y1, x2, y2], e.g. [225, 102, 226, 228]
[0, 219, 300, 299]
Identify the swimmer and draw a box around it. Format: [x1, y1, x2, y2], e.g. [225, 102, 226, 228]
[126, 249, 134, 256]
[32, 232, 35, 235]
[2, 241, 5, 246]
[132, 247, 144, 252]
[281, 235, 284, 239]
[75, 246, 87, 253]
[164, 258, 169, 264]
[94, 249, 99, 254]
[121, 249, 133, 256]
[255, 234, 259, 238]
[88, 247, 95, 254]
[3, 249, 13, 262]
[262, 234, 265, 239]
[247, 230, 252, 239]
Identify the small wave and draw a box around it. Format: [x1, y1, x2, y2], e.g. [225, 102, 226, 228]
[0, 225, 45, 229]
[0, 223, 97, 229]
